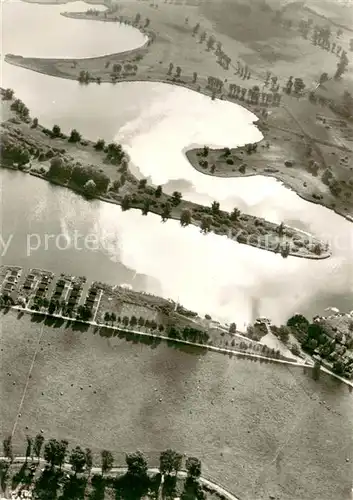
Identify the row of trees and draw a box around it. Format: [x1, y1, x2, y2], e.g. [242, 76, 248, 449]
[3, 434, 202, 481]
[103, 313, 165, 332]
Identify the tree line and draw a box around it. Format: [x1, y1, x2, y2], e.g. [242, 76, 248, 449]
[2, 434, 205, 499]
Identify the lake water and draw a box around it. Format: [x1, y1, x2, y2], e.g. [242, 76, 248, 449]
[1, 0, 353, 326]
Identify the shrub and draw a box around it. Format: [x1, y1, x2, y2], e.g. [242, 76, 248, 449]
[226, 158, 234, 165]
[68, 129, 81, 143]
[94, 139, 105, 150]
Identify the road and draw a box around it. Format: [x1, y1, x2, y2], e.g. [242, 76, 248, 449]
[0, 458, 242, 500]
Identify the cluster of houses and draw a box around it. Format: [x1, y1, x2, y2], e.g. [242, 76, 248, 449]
[83, 282, 101, 313]
[0, 266, 22, 296]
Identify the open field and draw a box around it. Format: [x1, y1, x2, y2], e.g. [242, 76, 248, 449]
[1, 310, 353, 500]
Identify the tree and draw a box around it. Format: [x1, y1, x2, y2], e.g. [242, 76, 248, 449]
[85, 448, 93, 474]
[192, 23, 200, 36]
[94, 139, 105, 150]
[193, 72, 198, 83]
[312, 360, 321, 380]
[294, 78, 305, 94]
[138, 316, 145, 327]
[111, 312, 116, 324]
[230, 208, 241, 221]
[44, 439, 60, 468]
[126, 450, 148, 479]
[211, 201, 220, 214]
[104, 311, 111, 324]
[101, 450, 114, 475]
[335, 51, 349, 79]
[3, 88, 14, 100]
[25, 435, 33, 461]
[122, 316, 129, 327]
[32, 117, 38, 128]
[52, 124, 61, 137]
[287, 314, 309, 330]
[172, 191, 182, 205]
[142, 199, 150, 215]
[33, 434, 44, 461]
[68, 129, 81, 143]
[121, 194, 131, 211]
[229, 322, 236, 334]
[176, 66, 182, 78]
[159, 449, 183, 475]
[3, 436, 13, 462]
[167, 62, 174, 76]
[138, 178, 147, 189]
[200, 216, 212, 233]
[83, 179, 97, 197]
[319, 72, 329, 85]
[70, 446, 87, 475]
[44, 439, 68, 469]
[161, 202, 172, 222]
[155, 185, 163, 197]
[130, 315, 137, 327]
[180, 209, 192, 227]
[185, 456, 201, 479]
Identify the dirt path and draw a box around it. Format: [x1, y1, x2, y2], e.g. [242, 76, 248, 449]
[10, 324, 45, 439]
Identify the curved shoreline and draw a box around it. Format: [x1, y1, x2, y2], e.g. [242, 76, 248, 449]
[188, 151, 353, 225]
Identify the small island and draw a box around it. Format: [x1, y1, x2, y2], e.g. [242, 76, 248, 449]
[0, 88, 330, 260]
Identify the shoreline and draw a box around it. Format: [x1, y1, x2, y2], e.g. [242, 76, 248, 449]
[187, 151, 353, 226]
[1, 164, 331, 261]
[4, 304, 353, 388]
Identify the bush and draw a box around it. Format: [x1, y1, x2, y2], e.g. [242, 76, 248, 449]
[71, 165, 110, 193]
[226, 158, 234, 165]
[94, 139, 105, 151]
[68, 129, 81, 143]
[47, 157, 73, 183]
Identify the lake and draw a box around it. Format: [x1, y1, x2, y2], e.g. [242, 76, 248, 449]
[1, 0, 353, 326]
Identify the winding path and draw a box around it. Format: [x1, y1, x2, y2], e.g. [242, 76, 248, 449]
[0, 458, 243, 500]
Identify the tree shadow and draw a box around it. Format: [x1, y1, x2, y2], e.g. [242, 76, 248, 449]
[60, 475, 87, 499]
[68, 320, 89, 332]
[163, 474, 177, 499]
[44, 316, 65, 328]
[30, 312, 45, 323]
[17, 311, 24, 319]
[89, 474, 106, 500]
[33, 466, 63, 500]
[11, 462, 35, 489]
[114, 473, 150, 500]
[0, 461, 10, 493]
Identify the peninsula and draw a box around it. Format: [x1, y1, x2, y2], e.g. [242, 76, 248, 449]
[1, 88, 329, 260]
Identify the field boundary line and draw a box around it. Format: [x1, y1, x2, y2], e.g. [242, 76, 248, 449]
[11, 323, 45, 438]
